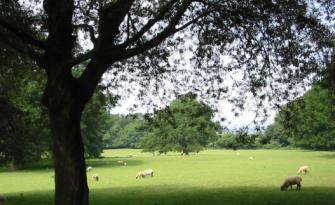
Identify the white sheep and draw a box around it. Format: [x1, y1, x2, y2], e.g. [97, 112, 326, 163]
[136, 169, 154, 179]
[297, 165, 309, 175]
[117, 160, 127, 166]
[92, 173, 99, 181]
[280, 176, 302, 191]
[144, 169, 154, 177]
[136, 171, 146, 179]
[86, 166, 92, 172]
[249, 156, 254, 160]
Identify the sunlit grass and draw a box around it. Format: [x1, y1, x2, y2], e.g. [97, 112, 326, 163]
[1, 149, 335, 205]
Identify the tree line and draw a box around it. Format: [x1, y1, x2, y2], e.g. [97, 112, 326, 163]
[2, 62, 335, 169]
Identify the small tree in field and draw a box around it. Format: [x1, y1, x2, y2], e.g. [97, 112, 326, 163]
[142, 93, 220, 155]
[0, 0, 333, 204]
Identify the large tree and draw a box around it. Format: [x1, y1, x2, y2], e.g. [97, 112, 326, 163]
[0, 0, 333, 204]
[142, 93, 220, 155]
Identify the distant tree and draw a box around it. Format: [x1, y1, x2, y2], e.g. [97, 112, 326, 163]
[215, 130, 256, 150]
[0, 0, 332, 204]
[262, 121, 290, 147]
[103, 114, 146, 149]
[142, 93, 220, 155]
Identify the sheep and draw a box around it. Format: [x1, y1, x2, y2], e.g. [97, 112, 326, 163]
[92, 173, 99, 181]
[144, 169, 154, 177]
[136, 171, 147, 179]
[297, 165, 309, 175]
[280, 176, 302, 191]
[249, 156, 254, 160]
[136, 169, 154, 179]
[86, 166, 92, 172]
[117, 160, 127, 166]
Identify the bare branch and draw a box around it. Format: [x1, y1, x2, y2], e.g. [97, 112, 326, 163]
[0, 16, 46, 50]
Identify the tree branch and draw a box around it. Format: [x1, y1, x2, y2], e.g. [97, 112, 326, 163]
[74, 0, 136, 95]
[66, 50, 95, 67]
[98, 0, 135, 48]
[174, 11, 210, 33]
[119, 0, 179, 49]
[0, 16, 46, 50]
[117, 0, 203, 60]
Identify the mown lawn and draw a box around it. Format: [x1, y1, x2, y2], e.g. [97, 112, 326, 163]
[1, 149, 335, 205]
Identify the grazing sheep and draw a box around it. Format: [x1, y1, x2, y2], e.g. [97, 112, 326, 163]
[92, 173, 99, 181]
[86, 166, 92, 172]
[136, 169, 154, 179]
[297, 165, 309, 175]
[144, 169, 154, 177]
[280, 176, 302, 191]
[117, 160, 127, 166]
[136, 171, 146, 179]
[249, 156, 254, 160]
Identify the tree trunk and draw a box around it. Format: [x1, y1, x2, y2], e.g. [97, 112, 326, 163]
[48, 91, 89, 205]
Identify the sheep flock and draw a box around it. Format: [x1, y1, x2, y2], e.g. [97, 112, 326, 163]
[84, 159, 309, 193]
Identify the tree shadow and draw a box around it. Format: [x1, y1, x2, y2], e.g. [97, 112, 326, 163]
[318, 153, 335, 159]
[86, 158, 145, 168]
[4, 185, 335, 205]
[0, 158, 145, 173]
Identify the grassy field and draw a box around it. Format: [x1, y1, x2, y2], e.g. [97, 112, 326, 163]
[1, 149, 335, 205]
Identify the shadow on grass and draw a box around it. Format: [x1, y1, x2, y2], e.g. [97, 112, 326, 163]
[85, 158, 145, 168]
[0, 158, 145, 173]
[0, 160, 54, 173]
[319, 153, 335, 159]
[4, 185, 335, 205]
